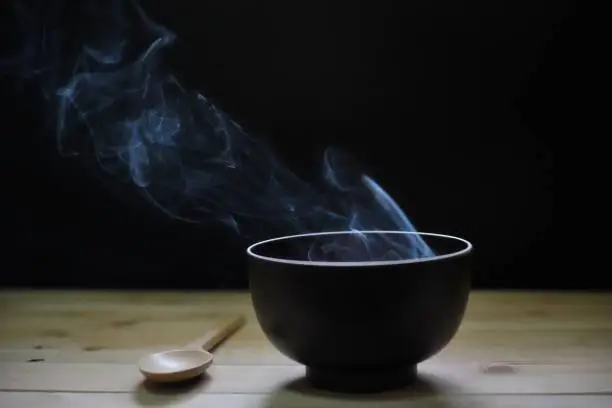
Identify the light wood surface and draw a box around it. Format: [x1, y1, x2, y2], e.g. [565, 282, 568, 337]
[0, 289, 611, 407]
[193, 314, 247, 351]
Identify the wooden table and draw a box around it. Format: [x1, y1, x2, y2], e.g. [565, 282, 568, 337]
[0, 290, 611, 407]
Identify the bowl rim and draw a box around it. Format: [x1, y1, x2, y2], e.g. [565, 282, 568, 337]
[246, 230, 472, 267]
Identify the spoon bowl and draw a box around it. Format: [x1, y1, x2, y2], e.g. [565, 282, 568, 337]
[138, 315, 245, 383]
[139, 349, 213, 382]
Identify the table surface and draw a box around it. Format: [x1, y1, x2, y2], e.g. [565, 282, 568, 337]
[0, 290, 611, 407]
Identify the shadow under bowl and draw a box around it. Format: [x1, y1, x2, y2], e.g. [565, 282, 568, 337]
[246, 230, 473, 393]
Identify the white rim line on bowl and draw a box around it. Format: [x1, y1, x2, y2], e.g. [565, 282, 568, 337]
[246, 230, 473, 268]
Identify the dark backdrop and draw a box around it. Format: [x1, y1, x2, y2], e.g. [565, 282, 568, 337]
[3, 0, 566, 289]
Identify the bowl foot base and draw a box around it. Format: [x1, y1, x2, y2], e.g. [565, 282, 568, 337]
[305, 365, 417, 393]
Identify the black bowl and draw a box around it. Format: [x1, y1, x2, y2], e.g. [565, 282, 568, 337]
[246, 231, 472, 393]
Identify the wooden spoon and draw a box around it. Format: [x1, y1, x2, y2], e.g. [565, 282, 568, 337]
[138, 315, 245, 383]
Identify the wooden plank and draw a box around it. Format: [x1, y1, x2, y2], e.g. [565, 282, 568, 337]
[2, 290, 611, 316]
[1, 289, 611, 406]
[1, 290, 611, 370]
[1, 344, 611, 366]
[1, 291, 611, 358]
[0, 348, 296, 365]
[0, 392, 611, 408]
[1, 361, 611, 394]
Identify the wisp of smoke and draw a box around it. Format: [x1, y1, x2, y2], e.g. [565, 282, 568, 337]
[1, 0, 435, 262]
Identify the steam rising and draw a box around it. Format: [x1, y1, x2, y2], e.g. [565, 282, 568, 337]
[2, 0, 435, 261]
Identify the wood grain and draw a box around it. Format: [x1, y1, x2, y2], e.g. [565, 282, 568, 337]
[1, 290, 611, 407]
[1, 393, 612, 408]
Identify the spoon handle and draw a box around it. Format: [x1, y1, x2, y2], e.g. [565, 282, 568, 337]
[185, 315, 246, 351]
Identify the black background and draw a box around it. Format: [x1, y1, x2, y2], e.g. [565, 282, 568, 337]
[3, 0, 566, 289]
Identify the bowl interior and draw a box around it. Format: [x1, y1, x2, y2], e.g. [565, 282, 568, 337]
[248, 231, 470, 265]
